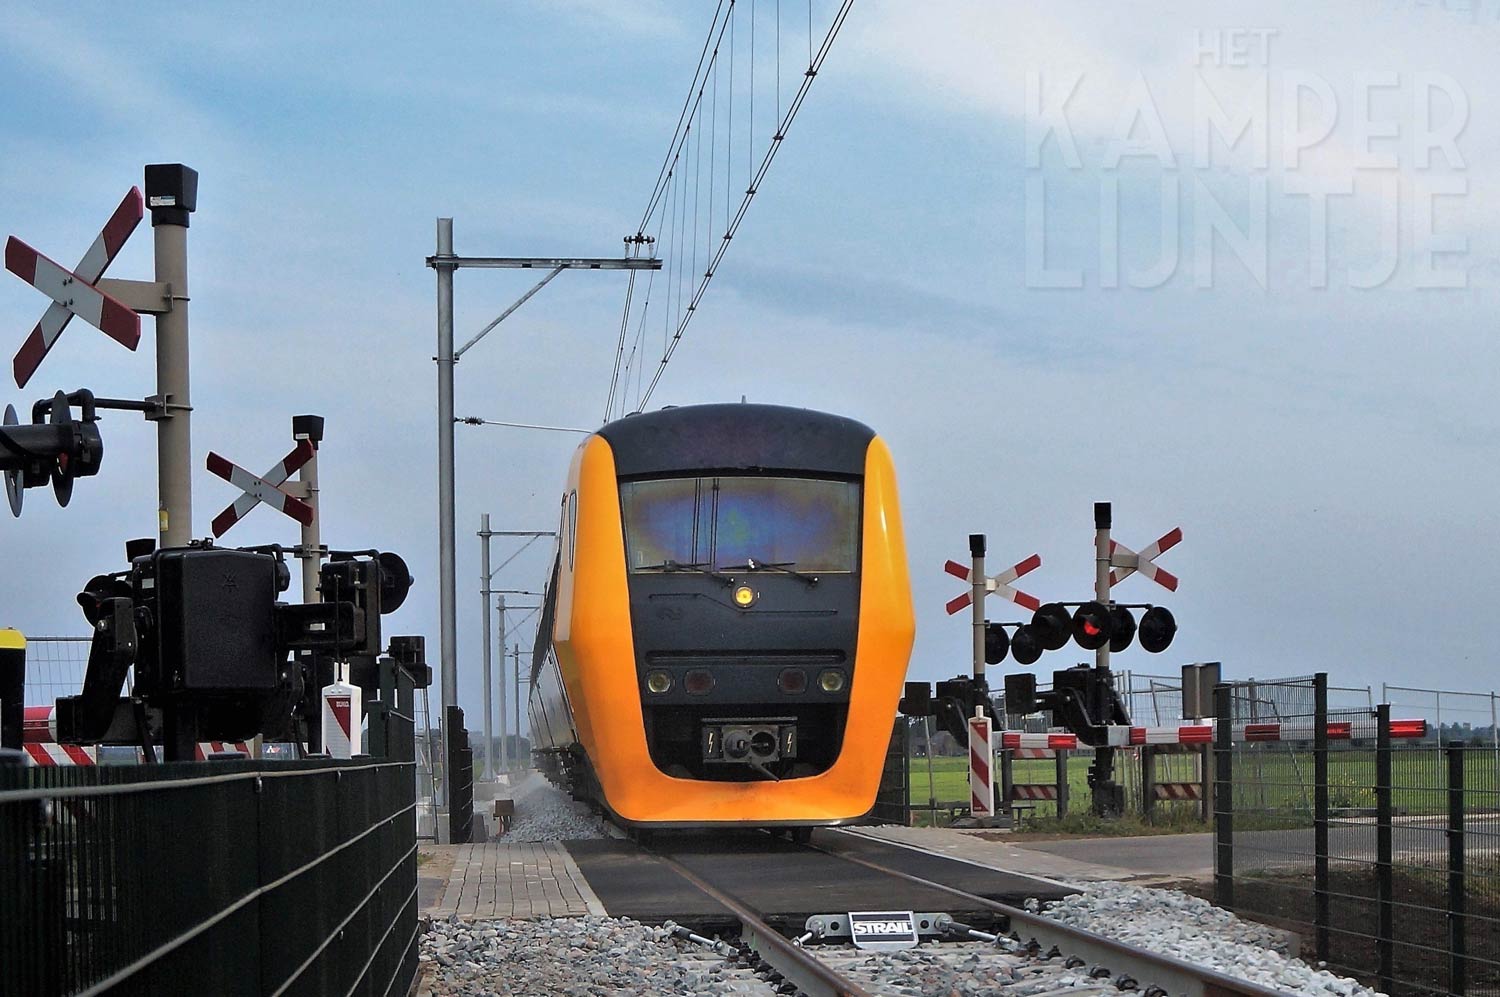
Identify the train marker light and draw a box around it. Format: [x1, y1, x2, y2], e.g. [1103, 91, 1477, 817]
[1071, 601, 1113, 651]
[646, 670, 673, 694]
[1138, 606, 1177, 653]
[734, 584, 756, 608]
[1010, 624, 1043, 665]
[983, 622, 1009, 665]
[1032, 603, 1072, 651]
[817, 669, 846, 693]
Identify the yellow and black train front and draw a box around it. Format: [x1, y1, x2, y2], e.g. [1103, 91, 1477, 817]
[529, 403, 915, 828]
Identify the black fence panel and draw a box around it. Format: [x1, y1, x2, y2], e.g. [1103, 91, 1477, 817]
[445, 706, 473, 845]
[0, 753, 418, 997]
[869, 719, 909, 824]
[1214, 675, 1500, 996]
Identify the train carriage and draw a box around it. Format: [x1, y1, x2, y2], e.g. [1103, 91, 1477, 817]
[528, 403, 914, 829]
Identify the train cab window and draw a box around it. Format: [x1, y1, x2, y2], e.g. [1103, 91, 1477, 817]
[620, 476, 859, 573]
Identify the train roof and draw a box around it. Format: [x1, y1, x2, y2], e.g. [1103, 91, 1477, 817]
[597, 403, 876, 478]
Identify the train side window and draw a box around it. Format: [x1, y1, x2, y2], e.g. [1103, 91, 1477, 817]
[567, 490, 578, 570]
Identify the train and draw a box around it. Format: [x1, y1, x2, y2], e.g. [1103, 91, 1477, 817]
[527, 402, 915, 833]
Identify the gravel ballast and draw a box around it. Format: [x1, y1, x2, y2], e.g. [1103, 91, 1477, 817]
[1041, 880, 1381, 996]
[419, 915, 775, 996]
[501, 781, 610, 843]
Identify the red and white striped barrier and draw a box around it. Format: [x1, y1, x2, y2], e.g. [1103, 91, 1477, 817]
[997, 731, 1081, 751]
[21, 705, 251, 765]
[1010, 783, 1060, 801]
[1153, 782, 1203, 801]
[996, 718, 1428, 752]
[969, 712, 993, 818]
[23, 742, 96, 766]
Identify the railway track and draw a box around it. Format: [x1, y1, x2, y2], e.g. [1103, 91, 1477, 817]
[648, 832, 1288, 997]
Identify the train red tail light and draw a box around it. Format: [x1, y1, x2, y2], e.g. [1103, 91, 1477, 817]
[684, 669, 715, 695]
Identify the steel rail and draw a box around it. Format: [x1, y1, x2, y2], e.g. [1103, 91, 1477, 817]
[650, 850, 876, 997]
[807, 838, 1287, 997]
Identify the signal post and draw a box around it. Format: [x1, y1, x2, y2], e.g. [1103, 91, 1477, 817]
[903, 502, 1184, 819]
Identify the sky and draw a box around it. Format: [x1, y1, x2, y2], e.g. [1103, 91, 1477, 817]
[2, 1, 1498, 730]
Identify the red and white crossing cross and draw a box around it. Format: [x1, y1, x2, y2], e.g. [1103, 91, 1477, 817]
[7, 188, 145, 388]
[206, 440, 316, 537]
[944, 553, 1042, 615]
[1108, 526, 1182, 592]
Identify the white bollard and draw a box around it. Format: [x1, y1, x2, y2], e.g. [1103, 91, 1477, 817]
[969, 706, 994, 819]
[321, 664, 362, 758]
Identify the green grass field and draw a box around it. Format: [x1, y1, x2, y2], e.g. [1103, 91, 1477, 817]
[907, 747, 1500, 825]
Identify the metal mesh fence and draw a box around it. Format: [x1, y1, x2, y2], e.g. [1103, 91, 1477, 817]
[1216, 674, 1500, 996]
[0, 755, 419, 997]
[20, 636, 95, 706]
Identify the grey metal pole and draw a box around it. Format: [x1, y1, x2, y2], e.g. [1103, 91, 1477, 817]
[480, 513, 493, 782]
[1491, 691, 1498, 774]
[513, 644, 523, 770]
[969, 534, 986, 685]
[145, 164, 197, 548]
[1095, 502, 1112, 671]
[293, 415, 324, 604]
[497, 595, 508, 772]
[435, 219, 458, 769]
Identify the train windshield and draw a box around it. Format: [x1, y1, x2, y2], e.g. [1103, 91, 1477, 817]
[620, 476, 860, 574]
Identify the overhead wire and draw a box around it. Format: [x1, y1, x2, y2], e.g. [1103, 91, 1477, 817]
[609, 0, 854, 416]
[634, 0, 855, 411]
[490, 533, 547, 579]
[633, 0, 726, 236]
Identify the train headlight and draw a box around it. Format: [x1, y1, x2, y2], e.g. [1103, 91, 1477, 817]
[733, 585, 756, 608]
[817, 669, 846, 693]
[646, 670, 673, 694]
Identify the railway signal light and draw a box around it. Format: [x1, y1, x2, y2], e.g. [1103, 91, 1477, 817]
[1032, 603, 1072, 651]
[1004, 601, 1173, 662]
[1107, 605, 1136, 652]
[1010, 625, 1043, 666]
[1, 390, 105, 517]
[1071, 601, 1112, 651]
[1138, 605, 1177, 653]
[983, 622, 1008, 665]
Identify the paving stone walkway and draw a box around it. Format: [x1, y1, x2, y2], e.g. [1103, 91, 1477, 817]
[433, 841, 606, 919]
